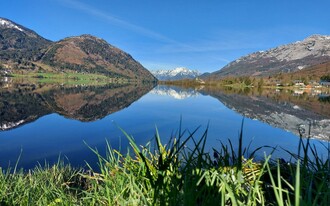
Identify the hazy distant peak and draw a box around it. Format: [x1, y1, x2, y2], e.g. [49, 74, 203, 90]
[151, 67, 201, 80]
[171, 67, 189, 73]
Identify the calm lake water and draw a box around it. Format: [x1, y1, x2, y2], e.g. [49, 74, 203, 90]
[1, 80, 329, 170]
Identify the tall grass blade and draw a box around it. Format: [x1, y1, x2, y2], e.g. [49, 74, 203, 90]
[237, 118, 244, 171]
[117, 126, 141, 154]
[266, 158, 284, 206]
[13, 148, 23, 174]
[295, 160, 300, 206]
[277, 160, 283, 205]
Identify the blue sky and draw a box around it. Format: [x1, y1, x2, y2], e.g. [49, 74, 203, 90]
[2, 0, 330, 73]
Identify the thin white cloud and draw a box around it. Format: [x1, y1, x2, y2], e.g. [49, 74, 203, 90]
[57, 0, 259, 59]
[209, 56, 231, 63]
[156, 31, 270, 54]
[155, 26, 311, 55]
[141, 61, 183, 71]
[59, 0, 305, 72]
[57, 0, 180, 44]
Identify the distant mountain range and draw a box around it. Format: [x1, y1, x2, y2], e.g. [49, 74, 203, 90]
[2, 17, 329, 82]
[206, 35, 330, 79]
[0, 17, 156, 81]
[151, 67, 200, 80]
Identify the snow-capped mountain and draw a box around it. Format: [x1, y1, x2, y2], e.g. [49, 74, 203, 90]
[0, 18, 24, 32]
[151, 67, 201, 80]
[0, 17, 45, 39]
[0, 17, 156, 82]
[208, 34, 330, 78]
[0, 17, 52, 63]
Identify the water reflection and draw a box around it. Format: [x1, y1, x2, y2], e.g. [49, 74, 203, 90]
[150, 85, 200, 99]
[0, 81, 155, 130]
[0, 83, 329, 170]
[151, 85, 330, 140]
[200, 87, 330, 140]
[1, 82, 329, 140]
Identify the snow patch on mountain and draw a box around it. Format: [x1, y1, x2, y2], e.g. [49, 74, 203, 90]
[151, 67, 201, 80]
[243, 34, 330, 63]
[212, 34, 330, 78]
[0, 18, 24, 32]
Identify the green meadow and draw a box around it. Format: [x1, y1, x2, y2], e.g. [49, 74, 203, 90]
[9, 72, 129, 85]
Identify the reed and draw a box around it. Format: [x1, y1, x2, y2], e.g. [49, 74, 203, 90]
[0, 122, 329, 205]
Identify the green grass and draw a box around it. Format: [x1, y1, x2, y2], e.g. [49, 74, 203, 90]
[0, 122, 329, 205]
[9, 72, 130, 85]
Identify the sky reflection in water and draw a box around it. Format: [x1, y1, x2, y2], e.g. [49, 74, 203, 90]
[0, 85, 329, 170]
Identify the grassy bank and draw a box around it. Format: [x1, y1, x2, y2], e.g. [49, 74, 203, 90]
[0, 125, 329, 205]
[6, 72, 131, 85]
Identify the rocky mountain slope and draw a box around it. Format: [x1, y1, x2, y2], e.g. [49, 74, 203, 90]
[0, 17, 155, 81]
[208, 35, 330, 78]
[0, 18, 51, 65]
[151, 67, 200, 80]
[40, 35, 155, 80]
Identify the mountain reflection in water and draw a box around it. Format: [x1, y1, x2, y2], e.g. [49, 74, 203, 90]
[150, 85, 200, 99]
[152, 85, 330, 141]
[0, 82, 329, 170]
[0, 82, 155, 130]
[1, 82, 329, 140]
[201, 87, 330, 141]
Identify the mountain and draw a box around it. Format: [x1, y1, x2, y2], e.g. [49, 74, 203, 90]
[0, 17, 51, 65]
[207, 35, 330, 79]
[151, 67, 200, 80]
[40, 35, 156, 80]
[289, 60, 330, 80]
[0, 17, 156, 81]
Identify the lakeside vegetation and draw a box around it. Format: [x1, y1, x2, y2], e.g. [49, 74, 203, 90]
[160, 61, 330, 89]
[160, 73, 330, 92]
[8, 72, 113, 85]
[0, 125, 329, 205]
[1, 71, 149, 85]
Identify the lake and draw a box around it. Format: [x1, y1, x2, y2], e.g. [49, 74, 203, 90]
[1, 79, 329, 170]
